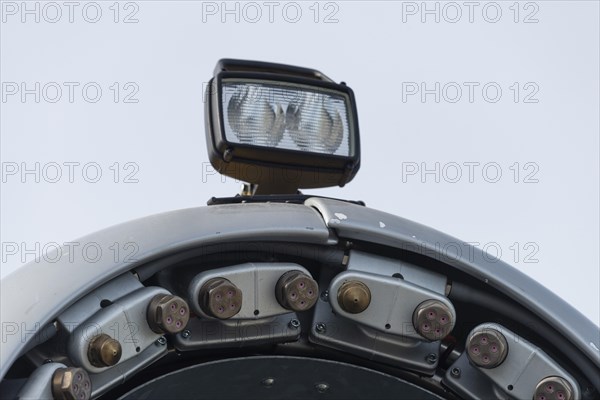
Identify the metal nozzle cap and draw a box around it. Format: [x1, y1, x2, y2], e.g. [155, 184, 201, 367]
[88, 334, 122, 368]
[337, 280, 371, 314]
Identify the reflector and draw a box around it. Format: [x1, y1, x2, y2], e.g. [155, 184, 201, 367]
[223, 81, 352, 156]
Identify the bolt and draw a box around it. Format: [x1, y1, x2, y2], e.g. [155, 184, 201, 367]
[288, 319, 301, 329]
[315, 322, 327, 334]
[261, 377, 275, 388]
[337, 280, 371, 314]
[450, 367, 461, 378]
[199, 278, 242, 319]
[426, 353, 438, 364]
[275, 270, 319, 312]
[88, 334, 122, 368]
[147, 294, 190, 334]
[156, 336, 167, 345]
[315, 383, 330, 393]
[534, 376, 574, 400]
[51, 367, 92, 400]
[583, 387, 596, 399]
[181, 330, 191, 339]
[223, 148, 233, 162]
[413, 299, 455, 341]
[466, 327, 508, 369]
[320, 290, 329, 302]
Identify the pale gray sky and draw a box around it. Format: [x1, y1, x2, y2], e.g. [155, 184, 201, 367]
[1, 1, 599, 325]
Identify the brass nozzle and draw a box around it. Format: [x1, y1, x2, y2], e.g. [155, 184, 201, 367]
[337, 280, 371, 314]
[88, 334, 122, 368]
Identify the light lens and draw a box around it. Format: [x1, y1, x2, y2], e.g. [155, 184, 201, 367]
[222, 80, 353, 156]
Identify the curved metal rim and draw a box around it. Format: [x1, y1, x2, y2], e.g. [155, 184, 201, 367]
[1, 198, 598, 381]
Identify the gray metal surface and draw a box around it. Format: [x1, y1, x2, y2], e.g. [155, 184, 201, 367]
[67, 286, 169, 373]
[89, 340, 167, 398]
[188, 263, 315, 320]
[305, 197, 600, 367]
[16, 362, 66, 400]
[58, 272, 144, 334]
[328, 270, 455, 340]
[0, 203, 330, 379]
[173, 313, 300, 351]
[309, 274, 440, 375]
[466, 323, 580, 400]
[117, 356, 445, 400]
[347, 250, 448, 295]
[442, 352, 509, 400]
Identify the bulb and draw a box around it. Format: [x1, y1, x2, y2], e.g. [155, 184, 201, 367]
[286, 93, 344, 154]
[227, 85, 285, 146]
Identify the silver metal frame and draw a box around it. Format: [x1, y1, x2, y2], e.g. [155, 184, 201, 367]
[2, 198, 598, 388]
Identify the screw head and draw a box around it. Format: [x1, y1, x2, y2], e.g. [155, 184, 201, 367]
[315, 322, 327, 334]
[181, 329, 191, 339]
[413, 299, 455, 341]
[315, 383, 330, 393]
[276, 271, 319, 312]
[288, 319, 301, 329]
[450, 367, 461, 378]
[466, 327, 508, 369]
[156, 336, 167, 345]
[200, 278, 242, 319]
[425, 353, 438, 364]
[51, 367, 92, 400]
[534, 376, 574, 400]
[261, 377, 276, 388]
[337, 280, 371, 314]
[88, 334, 122, 368]
[147, 294, 190, 334]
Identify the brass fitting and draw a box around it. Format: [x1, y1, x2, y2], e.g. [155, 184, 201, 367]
[413, 299, 455, 341]
[199, 278, 242, 319]
[337, 280, 371, 314]
[466, 327, 509, 369]
[88, 334, 122, 368]
[275, 270, 319, 312]
[147, 294, 190, 334]
[534, 376, 574, 400]
[51, 367, 92, 400]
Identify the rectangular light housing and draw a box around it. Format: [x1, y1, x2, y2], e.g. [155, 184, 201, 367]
[205, 59, 360, 193]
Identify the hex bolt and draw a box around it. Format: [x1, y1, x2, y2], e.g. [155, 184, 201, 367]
[51, 367, 92, 400]
[315, 322, 327, 334]
[412, 299, 455, 341]
[199, 278, 243, 319]
[147, 294, 190, 334]
[534, 376, 574, 400]
[466, 327, 508, 369]
[337, 280, 371, 314]
[275, 270, 319, 312]
[88, 334, 122, 368]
